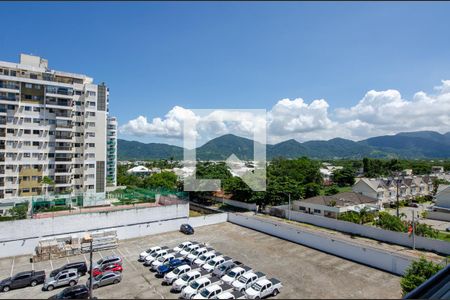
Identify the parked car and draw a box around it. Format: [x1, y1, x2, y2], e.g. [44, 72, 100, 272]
[92, 263, 123, 277]
[92, 256, 122, 270]
[180, 276, 221, 298]
[409, 203, 419, 208]
[48, 285, 90, 299]
[212, 261, 242, 278]
[180, 224, 195, 235]
[245, 278, 282, 299]
[203, 256, 232, 273]
[44, 269, 79, 291]
[172, 269, 211, 293]
[50, 262, 88, 277]
[157, 258, 189, 277]
[193, 283, 233, 299]
[163, 264, 192, 285]
[232, 271, 265, 293]
[180, 243, 201, 256]
[86, 271, 122, 289]
[221, 266, 252, 285]
[151, 253, 183, 271]
[193, 252, 220, 267]
[174, 241, 194, 252]
[144, 249, 171, 266]
[216, 290, 246, 299]
[187, 247, 214, 263]
[138, 246, 165, 261]
[0, 270, 46, 292]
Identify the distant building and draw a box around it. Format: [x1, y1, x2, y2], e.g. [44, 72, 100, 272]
[431, 166, 445, 175]
[402, 169, 413, 176]
[352, 176, 434, 207]
[127, 165, 151, 176]
[291, 192, 379, 219]
[106, 117, 117, 186]
[319, 164, 343, 186]
[427, 185, 450, 221]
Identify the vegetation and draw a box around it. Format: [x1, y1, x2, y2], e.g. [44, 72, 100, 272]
[374, 212, 439, 238]
[0, 202, 30, 221]
[400, 257, 443, 296]
[338, 208, 377, 224]
[117, 164, 179, 190]
[362, 157, 450, 177]
[332, 166, 356, 187]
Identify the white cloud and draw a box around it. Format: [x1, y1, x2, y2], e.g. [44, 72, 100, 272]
[119, 80, 450, 144]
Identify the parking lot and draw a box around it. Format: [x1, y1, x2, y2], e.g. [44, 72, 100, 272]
[0, 222, 401, 299]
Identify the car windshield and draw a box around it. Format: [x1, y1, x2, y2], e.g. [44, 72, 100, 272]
[207, 260, 216, 266]
[177, 243, 185, 248]
[151, 252, 160, 258]
[228, 270, 238, 278]
[192, 250, 201, 256]
[173, 268, 182, 274]
[200, 288, 211, 297]
[238, 276, 248, 283]
[219, 265, 227, 271]
[190, 281, 200, 289]
[198, 255, 206, 261]
[94, 274, 103, 281]
[181, 274, 190, 281]
[96, 258, 104, 265]
[157, 257, 165, 262]
[252, 283, 262, 291]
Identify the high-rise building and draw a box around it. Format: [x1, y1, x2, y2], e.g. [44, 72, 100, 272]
[106, 116, 117, 187]
[0, 54, 114, 203]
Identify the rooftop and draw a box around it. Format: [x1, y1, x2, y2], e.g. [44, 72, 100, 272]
[300, 192, 378, 207]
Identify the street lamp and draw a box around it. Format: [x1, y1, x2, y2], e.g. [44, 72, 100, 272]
[280, 192, 291, 221]
[84, 234, 94, 299]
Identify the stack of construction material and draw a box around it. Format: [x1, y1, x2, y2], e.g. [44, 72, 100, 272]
[33, 235, 75, 262]
[81, 229, 118, 253]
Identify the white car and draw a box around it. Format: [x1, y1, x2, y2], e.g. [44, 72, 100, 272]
[172, 269, 210, 293]
[180, 276, 221, 299]
[193, 251, 219, 267]
[143, 249, 169, 266]
[174, 241, 193, 252]
[151, 253, 177, 271]
[163, 264, 192, 285]
[202, 256, 233, 273]
[245, 278, 282, 299]
[232, 271, 265, 292]
[216, 290, 246, 299]
[221, 266, 252, 285]
[180, 243, 201, 256]
[193, 283, 232, 299]
[138, 246, 165, 261]
[187, 247, 214, 263]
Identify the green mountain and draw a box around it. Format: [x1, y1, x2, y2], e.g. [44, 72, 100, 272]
[118, 131, 450, 160]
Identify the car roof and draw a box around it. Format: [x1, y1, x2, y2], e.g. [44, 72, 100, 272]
[256, 278, 271, 285]
[57, 268, 78, 274]
[197, 277, 209, 283]
[67, 261, 85, 266]
[207, 284, 221, 291]
[103, 255, 120, 260]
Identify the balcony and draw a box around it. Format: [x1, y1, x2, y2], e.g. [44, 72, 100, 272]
[55, 134, 72, 140]
[55, 146, 72, 151]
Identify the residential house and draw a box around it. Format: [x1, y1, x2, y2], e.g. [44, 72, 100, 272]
[427, 185, 450, 222]
[126, 165, 151, 176]
[320, 163, 343, 186]
[291, 192, 379, 219]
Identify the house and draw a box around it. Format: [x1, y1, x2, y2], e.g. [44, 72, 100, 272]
[402, 169, 413, 176]
[291, 192, 379, 219]
[126, 165, 151, 176]
[427, 185, 450, 222]
[320, 164, 343, 185]
[432, 166, 445, 175]
[352, 176, 434, 207]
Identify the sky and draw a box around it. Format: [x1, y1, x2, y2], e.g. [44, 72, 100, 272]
[1, 2, 450, 145]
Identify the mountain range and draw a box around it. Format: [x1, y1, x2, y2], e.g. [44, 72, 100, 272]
[118, 131, 450, 160]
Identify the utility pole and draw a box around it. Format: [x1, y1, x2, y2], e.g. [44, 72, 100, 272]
[412, 210, 416, 250]
[395, 173, 401, 218]
[85, 234, 94, 299]
[288, 193, 291, 221]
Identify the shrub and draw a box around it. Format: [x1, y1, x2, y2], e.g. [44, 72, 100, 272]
[400, 257, 443, 295]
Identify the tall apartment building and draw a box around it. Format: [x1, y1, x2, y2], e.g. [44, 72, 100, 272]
[0, 54, 114, 203]
[106, 116, 117, 187]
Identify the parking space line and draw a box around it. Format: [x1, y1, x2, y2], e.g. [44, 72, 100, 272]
[83, 254, 88, 264]
[116, 248, 138, 272]
[31, 261, 34, 271]
[66, 257, 70, 263]
[49, 259, 54, 270]
[99, 251, 103, 259]
[10, 256, 15, 276]
[124, 247, 131, 255]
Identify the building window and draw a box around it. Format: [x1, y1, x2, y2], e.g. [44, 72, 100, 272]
[313, 209, 321, 214]
[299, 206, 306, 211]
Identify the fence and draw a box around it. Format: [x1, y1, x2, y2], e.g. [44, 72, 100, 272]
[427, 211, 450, 222]
[228, 213, 414, 275]
[268, 207, 450, 255]
[204, 196, 257, 211]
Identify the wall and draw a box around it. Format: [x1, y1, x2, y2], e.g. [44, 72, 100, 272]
[0, 209, 227, 258]
[270, 208, 450, 255]
[205, 196, 256, 211]
[0, 204, 189, 241]
[228, 213, 413, 275]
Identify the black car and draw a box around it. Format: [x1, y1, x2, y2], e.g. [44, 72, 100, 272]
[180, 224, 194, 235]
[50, 262, 88, 277]
[48, 285, 89, 299]
[0, 270, 46, 292]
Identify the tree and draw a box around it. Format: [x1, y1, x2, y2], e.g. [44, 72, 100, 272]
[40, 176, 54, 196]
[304, 183, 321, 199]
[400, 257, 443, 295]
[143, 172, 178, 190]
[9, 202, 28, 220]
[332, 166, 355, 187]
[374, 212, 407, 232]
[324, 185, 339, 196]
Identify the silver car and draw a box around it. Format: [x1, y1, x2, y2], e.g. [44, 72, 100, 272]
[87, 271, 122, 289]
[44, 269, 79, 291]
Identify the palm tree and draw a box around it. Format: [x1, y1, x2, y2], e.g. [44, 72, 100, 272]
[40, 176, 54, 197]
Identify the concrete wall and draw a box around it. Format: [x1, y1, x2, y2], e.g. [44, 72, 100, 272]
[271, 208, 450, 255]
[228, 213, 414, 275]
[205, 196, 257, 211]
[0, 204, 189, 241]
[0, 210, 227, 258]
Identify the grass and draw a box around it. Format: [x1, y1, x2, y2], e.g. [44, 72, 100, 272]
[189, 210, 204, 217]
[436, 231, 450, 242]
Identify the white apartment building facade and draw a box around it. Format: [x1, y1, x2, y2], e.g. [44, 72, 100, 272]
[0, 54, 116, 204]
[106, 116, 117, 187]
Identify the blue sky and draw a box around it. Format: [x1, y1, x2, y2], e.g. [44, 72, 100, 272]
[1, 2, 450, 144]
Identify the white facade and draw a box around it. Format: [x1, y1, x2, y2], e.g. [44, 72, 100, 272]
[106, 116, 117, 186]
[435, 185, 450, 210]
[0, 54, 110, 203]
